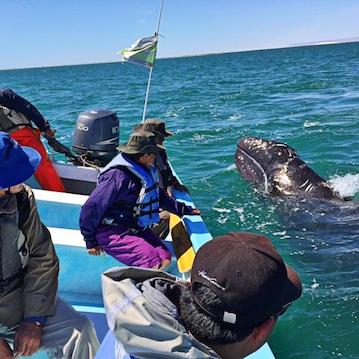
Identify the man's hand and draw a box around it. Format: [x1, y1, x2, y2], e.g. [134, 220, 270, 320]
[43, 128, 56, 138]
[191, 208, 201, 215]
[88, 246, 103, 256]
[0, 339, 13, 359]
[14, 321, 42, 357]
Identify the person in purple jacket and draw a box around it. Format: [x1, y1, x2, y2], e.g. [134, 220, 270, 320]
[79, 131, 200, 270]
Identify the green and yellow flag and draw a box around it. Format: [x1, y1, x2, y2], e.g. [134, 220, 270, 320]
[120, 35, 158, 69]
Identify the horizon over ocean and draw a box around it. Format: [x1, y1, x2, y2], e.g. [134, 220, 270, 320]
[1, 42, 359, 358]
[2, 40, 359, 72]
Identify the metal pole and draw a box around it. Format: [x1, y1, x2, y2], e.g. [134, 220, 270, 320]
[141, 67, 153, 123]
[155, 0, 165, 35]
[141, 0, 164, 123]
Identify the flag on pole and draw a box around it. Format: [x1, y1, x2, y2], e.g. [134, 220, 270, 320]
[119, 35, 158, 68]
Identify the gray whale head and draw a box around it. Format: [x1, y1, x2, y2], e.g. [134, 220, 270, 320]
[235, 137, 340, 199]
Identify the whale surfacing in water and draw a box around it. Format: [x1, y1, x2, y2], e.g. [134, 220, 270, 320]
[235, 137, 341, 199]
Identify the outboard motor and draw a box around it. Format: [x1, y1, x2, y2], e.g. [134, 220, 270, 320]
[72, 109, 119, 167]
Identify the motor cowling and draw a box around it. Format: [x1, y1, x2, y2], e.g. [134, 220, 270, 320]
[72, 109, 119, 167]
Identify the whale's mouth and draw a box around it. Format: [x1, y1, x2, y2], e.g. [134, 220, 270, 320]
[235, 143, 270, 193]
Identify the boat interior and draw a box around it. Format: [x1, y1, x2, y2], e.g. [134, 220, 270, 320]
[27, 161, 273, 359]
[27, 161, 218, 358]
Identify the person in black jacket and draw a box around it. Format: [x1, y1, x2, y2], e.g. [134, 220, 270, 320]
[0, 88, 65, 191]
[134, 118, 189, 197]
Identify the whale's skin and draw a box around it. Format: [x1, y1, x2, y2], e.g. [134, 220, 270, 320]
[235, 137, 340, 200]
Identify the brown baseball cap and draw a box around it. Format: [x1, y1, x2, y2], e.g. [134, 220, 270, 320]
[133, 119, 174, 138]
[191, 232, 302, 328]
[117, 131, 165, 154]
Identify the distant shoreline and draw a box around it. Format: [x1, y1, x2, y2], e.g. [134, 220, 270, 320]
[164, 39, 359, 59]
[1, 40, 358, 72]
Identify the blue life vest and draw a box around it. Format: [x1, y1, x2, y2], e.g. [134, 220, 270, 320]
[100, 153, 160, 228]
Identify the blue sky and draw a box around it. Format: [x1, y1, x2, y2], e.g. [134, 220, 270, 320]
[1, 0, 358, 70]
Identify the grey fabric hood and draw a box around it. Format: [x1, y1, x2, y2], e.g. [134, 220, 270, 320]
[102, 267, 220, 359]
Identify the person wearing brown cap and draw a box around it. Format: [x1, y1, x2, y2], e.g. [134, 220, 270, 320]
[134, 119, 189, 196]
[102, 232, 302, 359]
[80, 131, 200, 270]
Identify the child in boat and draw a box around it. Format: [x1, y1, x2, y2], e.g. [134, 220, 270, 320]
[79, 131, 200, 270]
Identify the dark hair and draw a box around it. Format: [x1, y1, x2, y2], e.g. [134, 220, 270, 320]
[179, 284, 255, 345]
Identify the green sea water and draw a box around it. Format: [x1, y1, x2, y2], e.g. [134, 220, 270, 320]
[1, 42, 359, 358]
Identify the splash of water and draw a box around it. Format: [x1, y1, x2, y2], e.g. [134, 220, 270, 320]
[329, 173, 359, 198]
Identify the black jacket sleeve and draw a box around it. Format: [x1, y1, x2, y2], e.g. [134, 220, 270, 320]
[156, 151, 178, 188]
[0, 88, 50, 131]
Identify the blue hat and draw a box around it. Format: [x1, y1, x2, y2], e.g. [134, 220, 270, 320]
[0, 132, 41, 189]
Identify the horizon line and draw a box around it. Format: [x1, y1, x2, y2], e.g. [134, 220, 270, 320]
[1, 40, 358, 72]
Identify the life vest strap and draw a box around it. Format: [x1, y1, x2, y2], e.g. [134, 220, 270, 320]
[144, 183, 158, 193]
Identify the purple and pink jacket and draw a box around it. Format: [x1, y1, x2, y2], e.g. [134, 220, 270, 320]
[79, 158, 194, 249]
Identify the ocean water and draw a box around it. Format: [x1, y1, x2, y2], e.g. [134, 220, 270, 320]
[1, 42, 359, 358]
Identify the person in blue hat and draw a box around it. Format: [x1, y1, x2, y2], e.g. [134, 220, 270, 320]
[0, 132, 99, 358]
